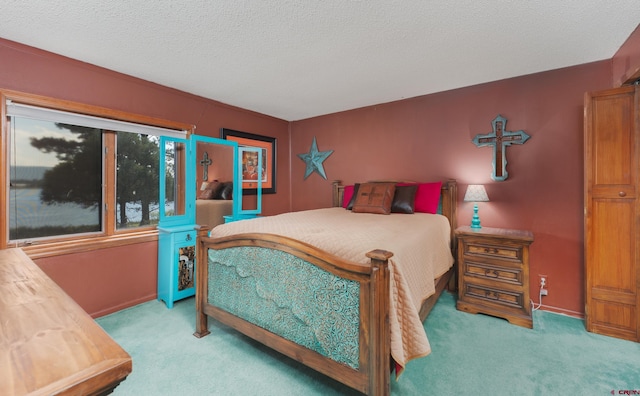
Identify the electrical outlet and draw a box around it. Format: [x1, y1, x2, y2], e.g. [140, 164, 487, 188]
[539, 275, 548, 288]
[539, 275, 549, 297]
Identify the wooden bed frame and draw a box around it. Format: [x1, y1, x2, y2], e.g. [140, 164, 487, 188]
[194, 179, 457, 396]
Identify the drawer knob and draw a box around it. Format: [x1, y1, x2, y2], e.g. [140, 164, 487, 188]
[485, 290, 499, 300]
[185, 234, 192, 241]
[619, 191, 627, 197]
[484, 247, 499, 254]
[484, 269, 499, 278]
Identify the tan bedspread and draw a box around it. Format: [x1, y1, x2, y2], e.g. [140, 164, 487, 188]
[209, 207, 454, 370]
[196, 199, 233, 229]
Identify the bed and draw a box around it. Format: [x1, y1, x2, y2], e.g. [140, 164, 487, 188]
[194, 179, 457, 396]
[195, 199, 233, 229]
[196, 181, 234, 228]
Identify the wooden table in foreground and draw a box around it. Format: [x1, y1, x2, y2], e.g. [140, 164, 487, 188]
[0, 248, 132, 395]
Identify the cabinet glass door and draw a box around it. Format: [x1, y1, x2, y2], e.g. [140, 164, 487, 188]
[159, 136, 194, 226]
[188, 135, 263, 222]
[236, 146, 262, 216]
[176, 243, 195, 292]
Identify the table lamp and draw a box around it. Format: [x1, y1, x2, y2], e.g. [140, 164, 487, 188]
[464, 184, 489, 229]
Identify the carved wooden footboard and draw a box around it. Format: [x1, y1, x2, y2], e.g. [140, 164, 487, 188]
[194, 233, 393, 395]
[193, 179, 457, 396]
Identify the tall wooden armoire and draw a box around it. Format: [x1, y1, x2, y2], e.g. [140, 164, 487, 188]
[584, 85, 640, 342]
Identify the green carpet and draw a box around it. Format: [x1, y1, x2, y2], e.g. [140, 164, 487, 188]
[97, 292, 640, 395]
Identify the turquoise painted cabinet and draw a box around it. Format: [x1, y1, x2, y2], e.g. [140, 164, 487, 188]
[157, 135, 264, 307]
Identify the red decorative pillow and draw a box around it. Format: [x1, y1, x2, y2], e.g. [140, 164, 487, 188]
[342, 185, 354, 209]
[413, 181, 442, 214]
[352, 183, 396, 215]
[342, 184, 361, 209]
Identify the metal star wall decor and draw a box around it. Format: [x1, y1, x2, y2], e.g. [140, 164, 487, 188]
[297, 136, 333, 180]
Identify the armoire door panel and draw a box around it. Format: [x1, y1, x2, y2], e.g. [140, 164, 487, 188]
[590, 298, 636, 337]
[592, 287, 637, 305]
[592, 94, 634, 186]
[590, 200, 635, 292]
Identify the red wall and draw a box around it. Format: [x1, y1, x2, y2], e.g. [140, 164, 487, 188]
[290, 61, 612, 316]
[612, 24, 640, 86]
[35, 242, 159, 317]
[0, 38, 290, 317]
[196, 142, 234, 184]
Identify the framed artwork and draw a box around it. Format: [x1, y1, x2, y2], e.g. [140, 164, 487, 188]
[221, 128, 276, 194]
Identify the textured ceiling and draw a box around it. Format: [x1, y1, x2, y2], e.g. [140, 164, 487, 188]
[1, 1, 639, 121]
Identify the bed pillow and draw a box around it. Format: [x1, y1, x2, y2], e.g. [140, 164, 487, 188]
[352, 182, 396, 215]
[215, 182, 234, 200]
[413, 181, 442, 214]
[198, 181, 223, 200]
[343, 183, 360, 210]
[391, 184, 418, 214]
[198, 187, 215, 200]
[342, 185, 354, 209]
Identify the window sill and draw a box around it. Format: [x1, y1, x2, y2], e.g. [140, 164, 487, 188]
[21, 230, 159, 260]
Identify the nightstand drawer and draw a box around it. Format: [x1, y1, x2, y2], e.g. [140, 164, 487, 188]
[463, 283, 524, 309]
[463, 260, 523, 286]
[463, 241, 523, 261]
[174, 230, 197, 243]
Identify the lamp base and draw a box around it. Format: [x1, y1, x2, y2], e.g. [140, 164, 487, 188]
[470, 204, 482, 229]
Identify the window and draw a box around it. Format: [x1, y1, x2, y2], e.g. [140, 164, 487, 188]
[115, 132, 161, 230]
[8, 118, 103, 240]
[1, 91, 193, 254]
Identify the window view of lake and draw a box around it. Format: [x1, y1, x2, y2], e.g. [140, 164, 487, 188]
[9, 188, 100, 228]
[9, 188, 165, 227]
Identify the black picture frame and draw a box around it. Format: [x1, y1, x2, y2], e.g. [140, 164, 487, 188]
[221, 128, 277, 194]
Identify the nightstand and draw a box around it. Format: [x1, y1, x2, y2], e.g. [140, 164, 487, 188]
[455, 226, 534, 328]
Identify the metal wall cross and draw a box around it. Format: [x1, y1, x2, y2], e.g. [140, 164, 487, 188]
[199, 151, 212, 181]
[472, 115, 530, 181]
